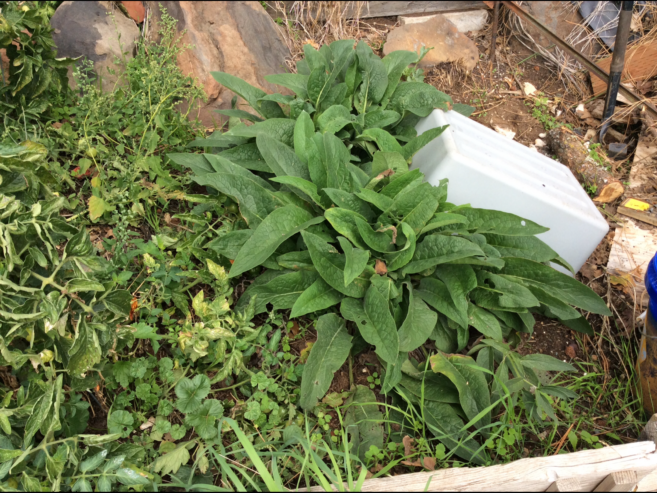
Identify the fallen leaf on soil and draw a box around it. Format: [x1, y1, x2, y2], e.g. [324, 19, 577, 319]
[403, 435, 414, 456]
[140, 416, 156, 430]
[288, 320, 299, 337]
[565, 343, 577, 359]
[423, 457, 436, 470]
[322, 391, 350, 408]
[401, 460, 422, 467]
[375, 259, 387, 275]
[523, 82, 537, 96]
[299, 342, 314, 364]
[580, 262, 603, 280]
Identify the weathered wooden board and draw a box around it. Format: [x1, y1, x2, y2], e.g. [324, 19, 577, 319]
[591, 41, 657, 95]
[354, 1, 487, 18]
[305, 442, 657, 492]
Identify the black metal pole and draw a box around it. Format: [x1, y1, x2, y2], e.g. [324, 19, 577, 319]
[600, 1, 634, 143]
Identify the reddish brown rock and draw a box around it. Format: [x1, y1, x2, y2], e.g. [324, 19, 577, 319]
[383, 14, 479, 71]
[121, 1, 145, 23]
[145, 1, 291, 128]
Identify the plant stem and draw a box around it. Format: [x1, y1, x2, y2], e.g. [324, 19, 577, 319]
[348, 352, 354, 390]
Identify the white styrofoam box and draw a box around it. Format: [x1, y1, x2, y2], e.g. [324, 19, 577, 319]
[411, 109, 609, 274]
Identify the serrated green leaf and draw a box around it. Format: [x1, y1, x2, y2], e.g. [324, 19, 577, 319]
[107, 410, 134, 438]
[151, 443, 191, 476]
[175, 375, 211, 413]
[185, 399, 223, 439]
[300, 314, 352, 410]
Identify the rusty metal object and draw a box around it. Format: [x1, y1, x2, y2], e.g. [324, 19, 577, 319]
[500, 0, 657, 119]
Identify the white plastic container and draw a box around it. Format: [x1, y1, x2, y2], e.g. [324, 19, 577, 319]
[411, 109, 609, 274]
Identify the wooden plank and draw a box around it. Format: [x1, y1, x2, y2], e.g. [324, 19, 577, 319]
[545, 478, 582, 491]
[593, 470, 638, 492]
[353, 1, 487, 18]
[590, 41, 657, 95]
[308, 442, 657, 492]
[617, 206, 657, 228]
[640, 414, 657, 445]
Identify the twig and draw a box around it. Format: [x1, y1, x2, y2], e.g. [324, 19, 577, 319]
[553, 423, 575, 454]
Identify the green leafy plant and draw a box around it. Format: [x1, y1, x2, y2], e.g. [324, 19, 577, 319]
[170, 39, 610, 463]
[0, 1, 77, 125]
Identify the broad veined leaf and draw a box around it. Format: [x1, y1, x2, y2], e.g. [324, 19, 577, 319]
[421, 212, 469, 235]
[65, 278, 105, 293]
[483, 233, 558, 263]
[300, 314, 352, 410]
[277, 250, 315, 271]
[434, 264, 477, 327]
[453, 208, 549, 236]
[370, 151, 409, 179]
[323, 188, 375, 221]
[271, 176, 324, 207]
[341, 285, 399, 363]
[151, 443, 191, 477]
[430, 352, 491, 429]
[399, 369, 459, 404]
[237, 270, 319, 314]
[500, 257, 611, 315]
[384, 222, 416, 271]
[360, 128, 403, 153]
[205, 230, 253, 260]
[338, 236, 370, 286]
[291, 278, 343, 318]
[522, 283, 581, 320]
[230, 119, 296, 147]
[389, 82, 452, 117]
[306, 135, 327, 189]
[302, 231, 369, 298]
[185, 399, 224, 439]
[381, 351, 407, 394]
[355, 41, 388, 107]
[344, 385, 384, 462]
[422, 400, 488, 465]
[324, 207, 368, 249]
[293, 110, 315, 164]
[398, 284, 437, 352]
[401, 125, 449, 161]
[467, 304, 503, 341]
[215, 108, 264, 122]
[317, 105, 354, 134]
[24, 378, 55, 447]
[166, 153, 213, 176]
[265, 73, 309, 99]
[355, 188, 394, 212]
[256, 134, 311, 181]
[393, 191, 438, 233]
[417, 277, 462, 326]
[403, 234, 485, 275]
[204, 154, 275, 190]
[187, 133, 249, 148]
[211, 72, 283, 118]
[193, 173, 284, 228]
[380, 50, 419, 107]
[364, 108, 401, 129]
[379, 169, 424, 198]
[218, 143, 270, 173]
[478, 271, 539, 308]
[175, 375, 211, 413]
[521, 354, 575, 372]
[229, 206, 323, 278]
[354, 217, 395, 253]
[320, 132, 352, 191]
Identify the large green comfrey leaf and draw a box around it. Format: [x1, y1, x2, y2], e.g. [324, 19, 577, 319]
[229, 206, 323, 278]
[300, 314, 352, 410]
[403, 234, 485, 274]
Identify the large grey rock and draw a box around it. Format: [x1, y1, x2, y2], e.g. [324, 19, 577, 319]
[383, 14, 479, 71]
[145, 1, 291, 128]
[51, 1, 140, 90]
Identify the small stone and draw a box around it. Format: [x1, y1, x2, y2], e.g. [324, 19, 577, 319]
[565, 343, 577, 359]
[523, 82, 537, 96]
[384, 14, 479, 70]
[494, 126, 516, 140]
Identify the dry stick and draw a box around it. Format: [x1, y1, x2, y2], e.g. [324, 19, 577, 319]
[553, 422, 575, 455]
